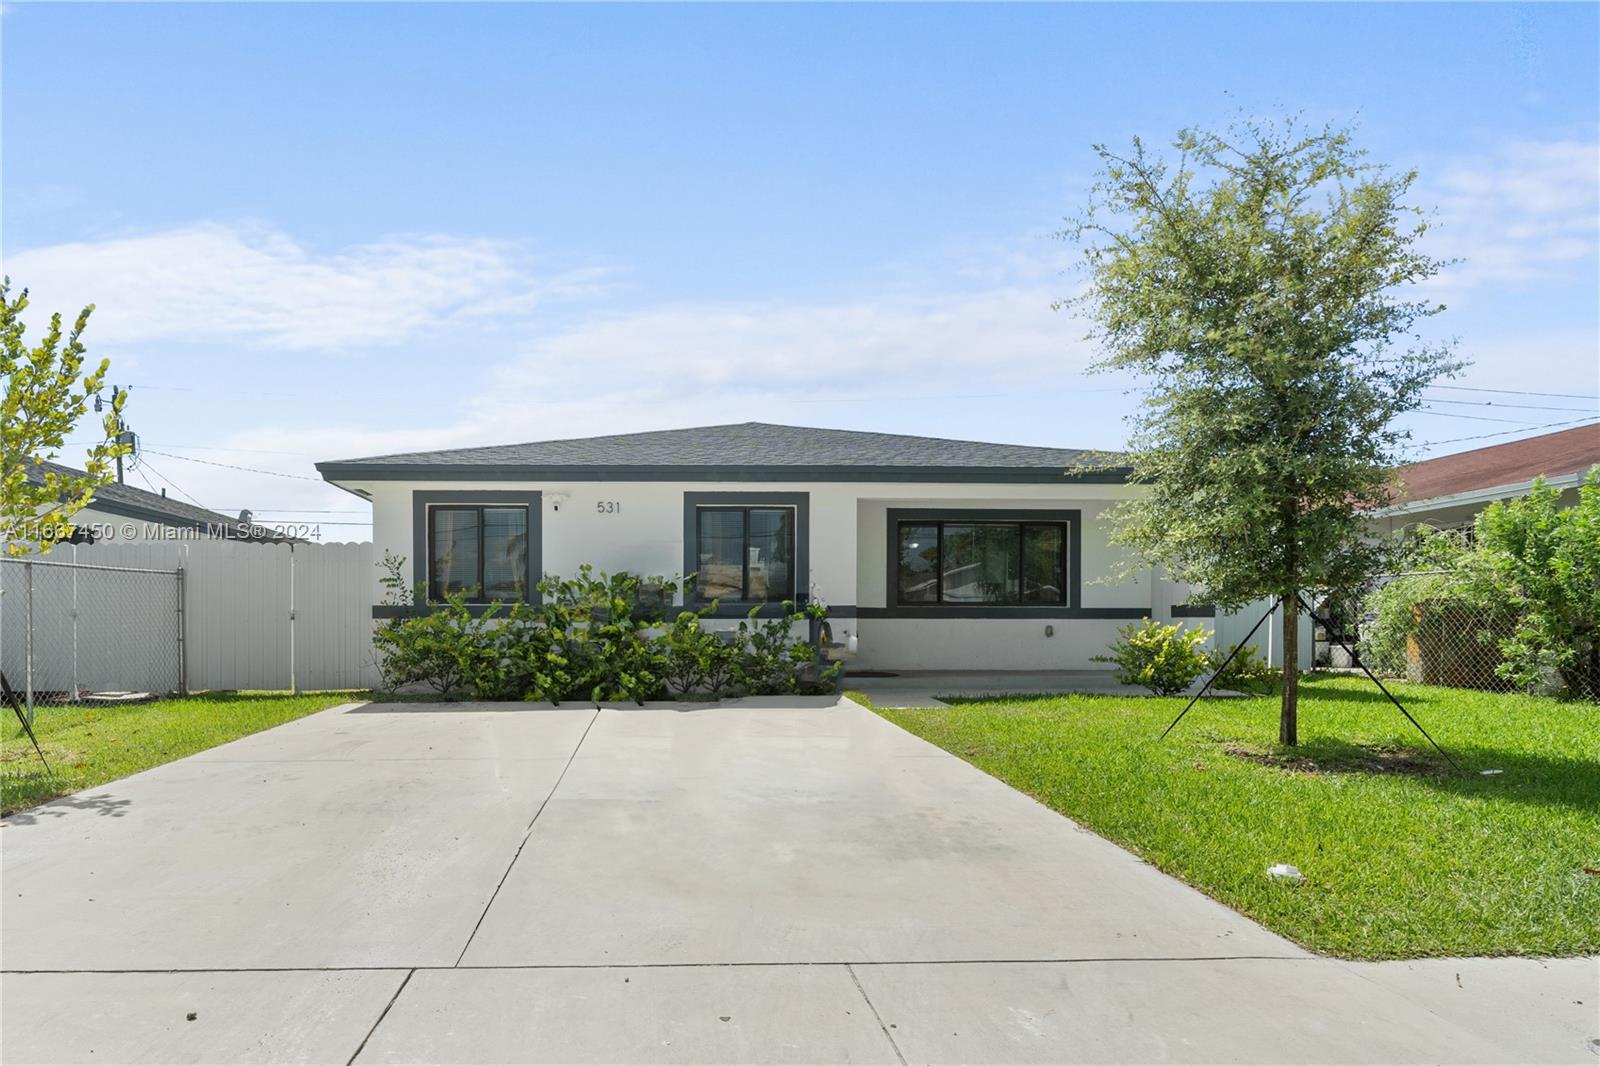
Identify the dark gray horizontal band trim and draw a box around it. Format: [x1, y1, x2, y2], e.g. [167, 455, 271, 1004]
[372, 602, 1148, 621]
[695, 602, 803, 619]
[1171, 604, 1217, 618]
[856, 606, 1151, 620]
[373, 602, 520, 619]
[373, 601, 833, 621]
[319, 463, 1131, 485]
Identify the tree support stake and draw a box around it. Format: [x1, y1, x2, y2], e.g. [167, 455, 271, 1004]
[1159, 599, 1279, 741]
[1294, 592, 1458, 771]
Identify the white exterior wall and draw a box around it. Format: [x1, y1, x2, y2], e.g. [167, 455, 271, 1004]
[349, 476, 1220, 671]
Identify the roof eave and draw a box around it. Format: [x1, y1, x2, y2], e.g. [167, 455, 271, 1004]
[314, 462, 1132, 485]
[1377, 468, 1592, 517]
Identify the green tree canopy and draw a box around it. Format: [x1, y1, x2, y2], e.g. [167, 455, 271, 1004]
[2, 278, 128, 554]
[1063, 118, 1462, 743]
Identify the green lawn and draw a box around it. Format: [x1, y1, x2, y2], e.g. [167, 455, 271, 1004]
[857, 674, 1600, 960]
[2, 692, 359, 815]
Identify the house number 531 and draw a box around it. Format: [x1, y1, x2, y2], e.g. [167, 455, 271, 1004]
[596, 501, 621, 514]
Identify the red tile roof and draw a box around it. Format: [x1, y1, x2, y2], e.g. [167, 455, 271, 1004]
[1395, 424, 1600, 503]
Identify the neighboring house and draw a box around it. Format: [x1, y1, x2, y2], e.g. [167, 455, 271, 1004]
[21, 460, 286, 543]
[317, 421, 1265, 672]
[1374, 424, 1600, 536]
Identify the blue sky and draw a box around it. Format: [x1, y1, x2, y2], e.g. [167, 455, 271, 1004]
[4, 2, 1597, 538]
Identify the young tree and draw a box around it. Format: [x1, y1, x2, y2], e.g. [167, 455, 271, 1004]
[1062, 119, 1461, 744]
[2, 279, 128, 554]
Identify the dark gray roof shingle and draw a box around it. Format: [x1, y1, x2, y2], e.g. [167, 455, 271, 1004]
[317, 422, 1127, 484]
[26, 460, 285, 538]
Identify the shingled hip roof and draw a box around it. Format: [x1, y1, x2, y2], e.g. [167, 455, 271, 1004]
[316, 422, 1130, 484]
[23, 459, 286, 540]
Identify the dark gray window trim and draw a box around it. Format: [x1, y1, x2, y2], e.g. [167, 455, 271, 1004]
[855, 606, 1150, 620]
[412, 490, 542, 607]
[684, 491, 809, 610]
[886, 507, 1087, 613]
[319, 462, 1130, 484]
[1171, 604, 1216, 618]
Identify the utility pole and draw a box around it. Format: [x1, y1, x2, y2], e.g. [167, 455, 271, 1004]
[97, 386, 136, 483]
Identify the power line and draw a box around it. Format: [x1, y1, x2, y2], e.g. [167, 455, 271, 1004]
[131, 464, 163, 497]
[1421, 396, 1598, 413]
[61, 439, 318, 456]
[1420, 416, 1599, 447]
[1430, 384, 1599, 401]
[141, 449, 324, 481]
[149, 443, 319, 457]
[1416, 407, 1538, 425]
[136, 457, 208, 508]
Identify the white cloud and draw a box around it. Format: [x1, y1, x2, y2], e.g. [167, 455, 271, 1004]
[474, 283, 1101, 422]
[4, 222, 613, 350]
[1423, 138, 1599, 292]
[147, 278, 1110, 538]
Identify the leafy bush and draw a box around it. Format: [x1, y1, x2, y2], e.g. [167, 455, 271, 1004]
[530, 566, 675, 703]
[370, 558, 839, 702]
[1206, 642, 1275, 694]
[1360, 529, 1484, 680]
[662, 610, 739, 699]
[1473, 469, 1600, 700]
[1093, 618, 1210, 696]
[734, 600, 842, 696]
[467, 602, 551, 701]
[371, 592, 500, 695]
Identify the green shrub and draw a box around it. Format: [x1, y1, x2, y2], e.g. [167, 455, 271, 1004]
[1359, 528, 1522, 690]
[1093, 618, 1211, 696]
[371, 592, 499, 696]
[469, 602, 551, 701]
[662, 610, 739, 699]
[1474, 469, 1600, 700]
[370, 557, 839, 703]
[1206, 642, 1275, 694]
[526, 566, 678, 703]
[735, 600, 843, 697]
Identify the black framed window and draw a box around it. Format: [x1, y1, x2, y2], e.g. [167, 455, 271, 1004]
[428, 505, 529, 602]
[694, 506, 795, 603]
[895, 520, 1068, 606]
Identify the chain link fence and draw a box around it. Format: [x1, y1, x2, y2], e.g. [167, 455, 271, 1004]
[0, 557, 185, 718]
[1312, 572, 1526, 694]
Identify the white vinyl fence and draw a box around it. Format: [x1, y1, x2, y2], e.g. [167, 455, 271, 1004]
[1, 540, 378, 704]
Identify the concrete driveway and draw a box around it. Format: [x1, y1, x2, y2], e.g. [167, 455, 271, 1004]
[2, 698, 1592, 1064]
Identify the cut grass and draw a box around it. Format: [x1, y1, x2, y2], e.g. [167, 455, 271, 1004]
[2, 692, 360, 815]
[855, 674, 1600, 960]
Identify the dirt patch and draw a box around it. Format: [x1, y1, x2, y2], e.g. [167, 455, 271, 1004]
[1224, 743, 1449, 777]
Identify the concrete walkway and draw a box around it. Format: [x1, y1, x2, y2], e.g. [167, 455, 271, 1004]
[1, 698, 1593, 1064]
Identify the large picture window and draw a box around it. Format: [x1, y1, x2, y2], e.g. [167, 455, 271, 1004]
[896, 518, 1068, 606]
[694, 506, 795, 603]
[428, 505, 530, 602]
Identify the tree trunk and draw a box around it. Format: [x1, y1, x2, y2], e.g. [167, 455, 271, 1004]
[1280, 592, 1299, 746]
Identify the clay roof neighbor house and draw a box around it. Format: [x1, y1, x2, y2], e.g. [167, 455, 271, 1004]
[1374, 423, 1600, 534]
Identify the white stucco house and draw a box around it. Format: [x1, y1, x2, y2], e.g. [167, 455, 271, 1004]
[317, 422, 1257, 672]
